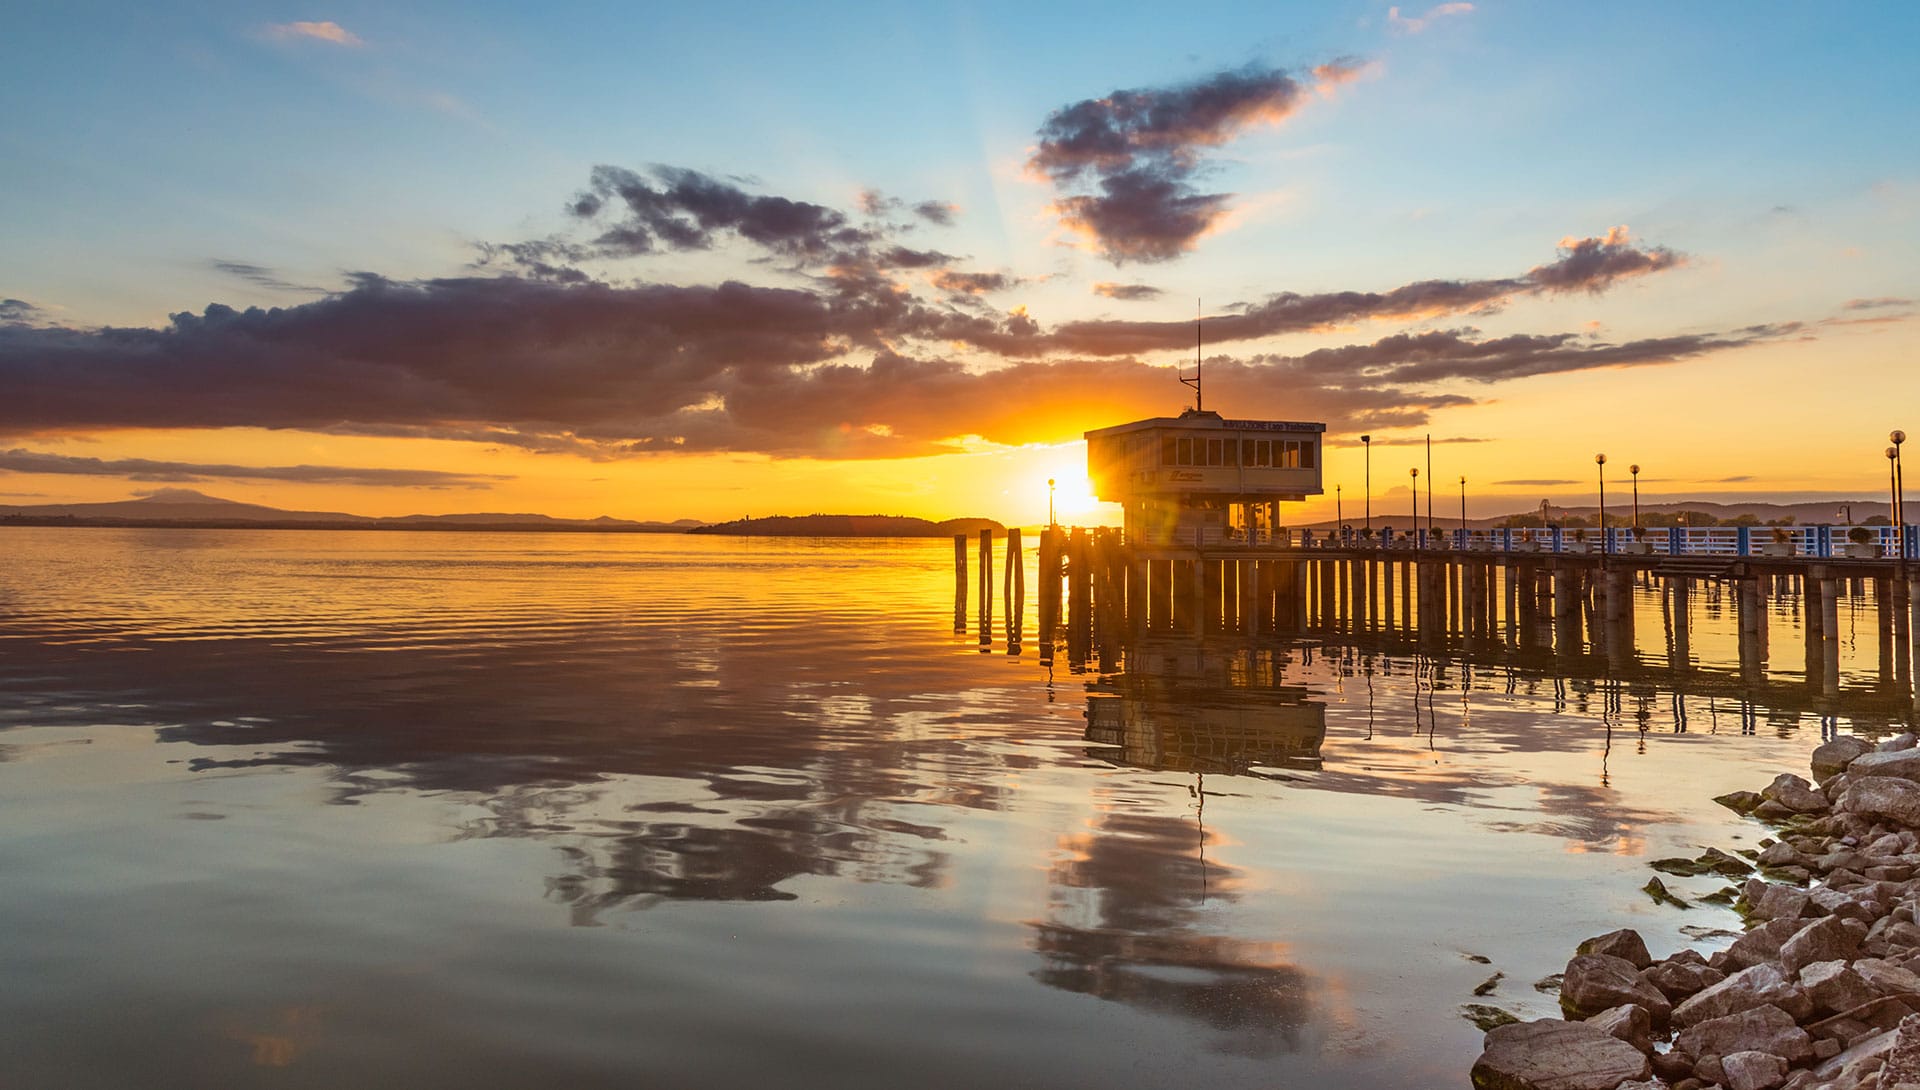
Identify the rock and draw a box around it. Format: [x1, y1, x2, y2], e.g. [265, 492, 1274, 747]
[1880, 732, 1919, 753]
[1674, 1004, 1815, 1064]
[1754, 883, 1814, 922]
[1563, 954, 1674, 1026]
[1646, 958, 1728, 1002]
[1721, 919, 1809, 973]
[1651, 1050, 1696, 1082]
[1810, 886, 1879, 922]
[1857, 958, 1920, 999]
[1589, 1003, 1655, 1053]
[1718, 790, 1767, 815]
[1533, 973, 1564, 994]
[1781, 916, 1868, 974]
[1813, 736, 1875, 782]
[1754, 799, 1797, 821]
[1691, 1054, 1724, 1084]
[1470, 1018, 1652, 1090]
[1703, 846, 1758, 876]
[1673, 963, 1813, 1027]
[1579, 929, 1654, 969]
[1721, 1049, 1789, 1090]
[1885, 1014, 1920, 1084]
[1614, 1082, 1670, 1090]
[1644, 877, 1692, 910]
[1475, 972, 1505, 996]
[1766, 773, 1833, 814]
[1809, 1025, 1898, 1081]
[1801, 960, 1879, 1016]
[1845, 777, 1920, 827]
[1759, 841, 1807, 868]
[1463, 1004, 1521, 1031]
[1884, 921, 1920, 952]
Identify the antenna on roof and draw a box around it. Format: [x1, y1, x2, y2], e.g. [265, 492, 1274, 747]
[1179, 298, 1202, 412]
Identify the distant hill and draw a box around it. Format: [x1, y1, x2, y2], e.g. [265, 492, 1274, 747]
[0, 489, 701, 533]
[1305, 499, 1896, 531]
[690, 514, 1005, 537]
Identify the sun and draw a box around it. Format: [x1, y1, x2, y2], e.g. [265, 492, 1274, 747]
[1046, 473, 1101, 519]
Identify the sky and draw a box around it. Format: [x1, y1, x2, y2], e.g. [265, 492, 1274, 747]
[3, 2, 1917, 525]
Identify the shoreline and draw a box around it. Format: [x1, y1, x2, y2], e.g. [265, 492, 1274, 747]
[1473, 733, 1920, 1090]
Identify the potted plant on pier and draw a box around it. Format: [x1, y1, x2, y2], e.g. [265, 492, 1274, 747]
[1846, 525, 1884, 559]
[1626, 525, 1654, 555]
[1514, 528, 1541, 553]
[1571, 527, 1596, 553]
[1761, 526, 1799, 558]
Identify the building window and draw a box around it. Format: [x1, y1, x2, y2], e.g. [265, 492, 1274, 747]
[1300, 441, 1316, 469]
[1176, 436, 1192, 465]
[1256, 440, 1271, 467]
[1207, 438, 1223, 465]
[1162, 436, 1176, 465]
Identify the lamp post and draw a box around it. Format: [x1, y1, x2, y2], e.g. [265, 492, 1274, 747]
[1337, 484, 1344, 542]
[1047, 478, 1056, 529]
[1894, 430, 1907, 555]
[1595, 453, 1608, 555]
[1459, 475, 1467, 534]
[1410, 467, 1419, 547]
[1362, 434, 1372, 532]
[1630, 464, 1641, 530]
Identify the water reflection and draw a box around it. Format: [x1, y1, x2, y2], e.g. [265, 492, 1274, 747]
[1033, 810, 1320, 1050]
[0, 528, 1911, 1089]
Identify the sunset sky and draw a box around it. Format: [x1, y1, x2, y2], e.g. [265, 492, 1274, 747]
[3, 2, 1916, 525]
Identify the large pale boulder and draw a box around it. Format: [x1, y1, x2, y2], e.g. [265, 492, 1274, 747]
[1779, 916, 1866, 974]
[1561, 954, 1673, 1026]
[1719, 919, 1806, 973]
[1800, 960, 1878, 1015]
[1587, 1003, 1653, 1053]
[1720, 1049, 1789, 1090]
[1812, 736, 1874, 782]
[1843, 776, 1920, 827]
[1470, 1019, 1652, 1090]
[1644, 957, 1727, 1001]
[1672, 963, 1812, 1027]
[1880, 1013, 1920, 1084]
[1673, 1004, 1814, 1064]
[1764, 773, 1831, 814]
[1855, 751, 1920, 783]
[1577, 928, 1653, 969]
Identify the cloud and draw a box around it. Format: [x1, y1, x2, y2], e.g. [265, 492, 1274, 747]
[567, 165, 882, 265]
[977, 228, 1685, 357]
[212, 260, 325, 294]
[263, 21, 363, 46]
[931, 270, 1012, 296]
[1495, 479, 1577, 486]
[0, 448, 509, 488]
[913, 201, 957, 226]
[1387, 3, 1474, 34]
[1093, 282, 1164, 301]
[1329, 436, 1490, 447]
[1711, 475, 1756, 483]
[1844, 296, 1914, 310]
[0, 266, 1785, 461]
[0, 298, 41, 324]
[1030, 64, 1362, 263]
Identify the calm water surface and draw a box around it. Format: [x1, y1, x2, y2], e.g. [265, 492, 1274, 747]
[0, 528, 1912, 1089]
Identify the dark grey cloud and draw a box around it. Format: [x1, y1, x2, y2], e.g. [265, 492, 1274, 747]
[571, 165, 878, 264]
[931, 270, 1013, 296]
[1711, 475, 1755, 483]
[211, 260, 325, 294]
[0, 228, 1738, 462]
[1093, 282, 1164, 301]
[1030, 63, 1362, 263]
[913, 200, 957, 226]
[970, 229, 1687, 357]
[0, 298, 41, 323]
[1843, 297, 1913, 311]
[0, 448, 509, 488]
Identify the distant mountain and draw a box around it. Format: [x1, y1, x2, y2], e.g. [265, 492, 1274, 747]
[0, 489, 702, 533]
[690, 514, 1005, 537]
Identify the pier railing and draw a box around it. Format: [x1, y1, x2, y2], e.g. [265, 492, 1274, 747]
[1173, 524, 1917, 560]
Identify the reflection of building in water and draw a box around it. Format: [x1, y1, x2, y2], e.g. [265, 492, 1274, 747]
[1083, 641, 1327, 774]
[1030, 812, 1319, 1050]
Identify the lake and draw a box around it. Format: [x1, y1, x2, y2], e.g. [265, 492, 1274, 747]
[0, 527, 1911, 1088]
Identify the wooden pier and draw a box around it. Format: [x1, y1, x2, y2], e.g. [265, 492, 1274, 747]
[955, 528, 1920, 721]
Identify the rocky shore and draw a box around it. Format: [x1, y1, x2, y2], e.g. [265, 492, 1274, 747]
[1472, 732, 1920, 1090]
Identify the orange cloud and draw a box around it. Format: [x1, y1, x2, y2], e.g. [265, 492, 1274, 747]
[263, 21, 364, 46]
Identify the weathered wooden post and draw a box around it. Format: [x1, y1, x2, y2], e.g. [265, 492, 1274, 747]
[1819, 568, 1841, 698]
[954, 533, 968, 633]
[1037, 528, 1057, 664]
[1005, 528, 1023, 654]
[978, 528, 993, 650]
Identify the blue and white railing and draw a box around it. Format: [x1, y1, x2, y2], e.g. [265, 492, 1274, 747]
[1177, 524, 1918, 559]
